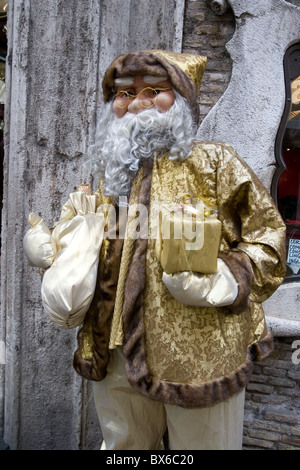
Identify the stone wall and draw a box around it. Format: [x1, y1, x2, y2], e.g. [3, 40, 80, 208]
[243, 338, 300, 450]
[183, 0, 235, 122]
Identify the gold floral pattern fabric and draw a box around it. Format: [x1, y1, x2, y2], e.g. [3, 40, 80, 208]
[141, 141, 286, 384]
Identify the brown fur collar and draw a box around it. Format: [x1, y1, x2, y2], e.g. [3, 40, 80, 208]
[73, 207, 124, 381]
[121, 160, 153, 381]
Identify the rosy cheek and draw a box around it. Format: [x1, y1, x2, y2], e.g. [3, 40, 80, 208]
[113, 101, 128, 118]
[156, 93, 175, 113]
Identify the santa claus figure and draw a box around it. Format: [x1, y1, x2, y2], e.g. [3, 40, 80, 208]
[24, 50, 286, 450]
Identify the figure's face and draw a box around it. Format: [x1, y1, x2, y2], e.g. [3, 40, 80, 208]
[112, 75, 175, 118]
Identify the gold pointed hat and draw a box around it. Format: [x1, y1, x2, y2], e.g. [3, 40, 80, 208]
[102, 49, 207, 125]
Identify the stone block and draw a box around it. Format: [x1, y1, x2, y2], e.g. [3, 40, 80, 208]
[264, 409, 298, 425]
[262, 367, 287, 378]
[246, 383, 274, 394]
[282, 436, 300, 447]
[248, 429, 280, 442]
[242, 436, 276, 449]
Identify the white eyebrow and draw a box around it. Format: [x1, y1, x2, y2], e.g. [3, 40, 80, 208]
[114, 75, 169, 87]
[143, 75, 168, 84]
[114, 77, 134, 86]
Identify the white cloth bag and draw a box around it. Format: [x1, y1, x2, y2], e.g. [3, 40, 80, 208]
[41, 192, 105, 329]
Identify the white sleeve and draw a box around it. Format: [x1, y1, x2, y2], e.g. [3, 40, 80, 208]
[162, 258, 238, 307]
[41, 192, 105, 329]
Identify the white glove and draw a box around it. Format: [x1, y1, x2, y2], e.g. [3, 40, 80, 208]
[162, 258, 238, 307]
[23, 213, 57, 269]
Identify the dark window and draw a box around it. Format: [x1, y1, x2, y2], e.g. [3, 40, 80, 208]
[272, 42, 300, 282]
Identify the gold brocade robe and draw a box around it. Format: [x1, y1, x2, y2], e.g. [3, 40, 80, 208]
[73, 141, 286, 408]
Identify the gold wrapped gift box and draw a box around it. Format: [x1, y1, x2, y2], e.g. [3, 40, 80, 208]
[155, 204, 222, 274]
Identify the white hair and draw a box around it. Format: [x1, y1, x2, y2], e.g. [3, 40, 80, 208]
[88, 91, 197, 197]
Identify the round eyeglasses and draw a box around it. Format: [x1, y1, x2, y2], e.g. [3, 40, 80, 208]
[114, 87, 171, 109]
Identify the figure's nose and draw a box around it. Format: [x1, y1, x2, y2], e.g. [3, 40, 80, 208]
[127, 95, 154, 114]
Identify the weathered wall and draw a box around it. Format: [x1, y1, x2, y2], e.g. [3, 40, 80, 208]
[1, 0, 104, 451]
[200, 0, 300, 187]
[183, 0, 235, 122]
[1, 0, 185, 450]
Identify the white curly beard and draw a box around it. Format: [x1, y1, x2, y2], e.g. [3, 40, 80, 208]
[88, 91, 196, 197]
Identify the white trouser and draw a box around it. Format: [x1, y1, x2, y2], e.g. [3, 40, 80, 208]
[93, 348, 245, 450]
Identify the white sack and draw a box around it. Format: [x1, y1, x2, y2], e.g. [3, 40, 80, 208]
[41, 192, 105, 329]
